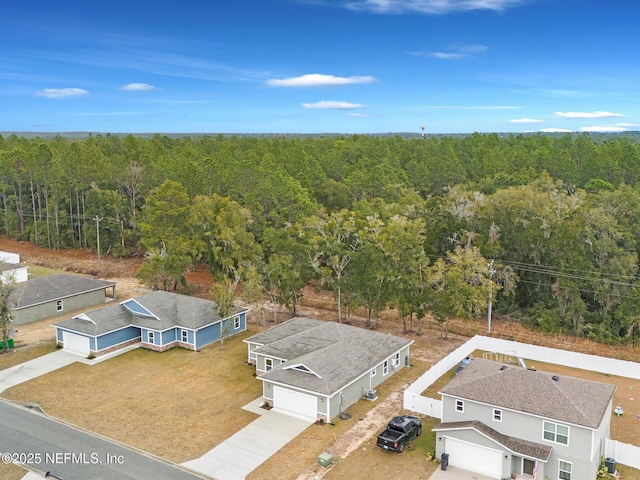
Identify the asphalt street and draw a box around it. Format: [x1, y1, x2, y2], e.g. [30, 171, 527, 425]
[0, 400, 206, 480]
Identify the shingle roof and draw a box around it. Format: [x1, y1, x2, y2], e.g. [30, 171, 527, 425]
[0, 260, 24, 273]
[54, 290, 247, 335]
[434, 421, 552, 461]
[440, 358, 616, 428]
[249, 318, 413, 396]
[11, 274, 116, 309]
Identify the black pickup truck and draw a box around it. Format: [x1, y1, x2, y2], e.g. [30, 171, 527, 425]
[376, 415, 422, 453]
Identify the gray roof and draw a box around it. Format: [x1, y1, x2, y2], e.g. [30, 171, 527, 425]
[0, 261, 25, 273]
[11, 274, 116, 309]
[434, 421, 552, 461]
[440, 358, 616, 429]
[249, 318, 413, 396]
[54, 290, 248, 336]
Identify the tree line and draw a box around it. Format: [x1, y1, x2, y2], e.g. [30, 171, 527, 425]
[1, 132, 640, 342]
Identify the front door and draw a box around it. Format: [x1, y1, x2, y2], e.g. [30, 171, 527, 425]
[523, 458, 535, 475]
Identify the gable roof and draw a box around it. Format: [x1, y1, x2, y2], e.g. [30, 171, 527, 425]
[11, 274, 116, 309]
[0, 260, 26, 273]
[247, 317, 413, 396]
[54, 290, 247, 336]
[440, 358, 616, 429]
[434, 421, 552, 461]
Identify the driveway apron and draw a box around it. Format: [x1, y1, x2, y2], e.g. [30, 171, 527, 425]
[181, 409, 313, 480]
[429, 465, 497, 480]
[0, 350, 79, 394]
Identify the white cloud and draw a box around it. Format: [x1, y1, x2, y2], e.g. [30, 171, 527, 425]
[410, 44, 489, 60]
[346, 112, 374, 117]
[34, 88, 89, 99]
[509, 118, 544, 124]
[302, 101, 367, 110]
[580, 126, 629, 133]
[555, 111, 625, 119]
[119, 83, 161, 92]
[267, 74, 376, 87]
[615, 123, 639, 127]
[540, 128, 573, 133]
[345, 0, 528, 14]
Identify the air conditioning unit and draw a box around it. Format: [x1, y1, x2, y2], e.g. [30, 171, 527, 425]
[365, 389, 378, 401]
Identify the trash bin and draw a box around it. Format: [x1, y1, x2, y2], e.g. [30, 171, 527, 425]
[605, 457, 616, 474]
[7, 338, 14, 348]
[441, 453, 449, 470]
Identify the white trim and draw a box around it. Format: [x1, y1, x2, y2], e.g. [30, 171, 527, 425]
[383, 359, 389, 376]
[558, 459, 572, 480]
[284, 363, 323, 378]
[120, 298, 158, 318]
[493, 408, 502, 422]
[543, 420, 570, 446]
[181, 329, 189, 343]
[56, 299, 63, 312]
[73, 313, 96, 325]
[147, 330, 156, 344]
[439, 393, 596, 432]
[433, 425, 550, 462]
[455, 399, 464, 413]
[265, 358, 274, 371]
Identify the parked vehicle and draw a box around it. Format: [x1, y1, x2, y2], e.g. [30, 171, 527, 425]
[376, 415, 422, 453]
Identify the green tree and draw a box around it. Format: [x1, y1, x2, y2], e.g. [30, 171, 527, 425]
[138, 180, 192, 291]
[427, 245, 497, 339]
[307, 210, 361, 323]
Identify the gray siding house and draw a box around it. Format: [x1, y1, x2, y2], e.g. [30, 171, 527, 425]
[10, 274, 116, 326]
[54, 290, 248, 357]
[433, 358, 616, 479]
[244, 317, 413, 422]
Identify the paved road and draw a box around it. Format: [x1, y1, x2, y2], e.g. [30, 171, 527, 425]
[0, 400, 206, 480]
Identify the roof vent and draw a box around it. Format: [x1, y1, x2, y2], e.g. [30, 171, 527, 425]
[500, 365, 508, 371]
[552, 375, 559, 381]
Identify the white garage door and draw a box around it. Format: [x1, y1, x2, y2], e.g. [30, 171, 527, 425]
[62, 331, 91, 356]
[273, 386, 317, 421]
[445, 437, 502, 478]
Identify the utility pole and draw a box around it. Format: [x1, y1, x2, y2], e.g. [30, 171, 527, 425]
[94, 216, 103, 261]
[487, 259, 495, 335]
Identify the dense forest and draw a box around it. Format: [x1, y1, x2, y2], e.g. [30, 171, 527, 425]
[2, 132, 640, 343]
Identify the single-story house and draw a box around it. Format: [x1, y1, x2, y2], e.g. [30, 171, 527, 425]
[433, 358, 616, 479]
[0, 250, 28, 284]
[244, 317, 413, 422]
[54, 290, 248, 357]
[10, 274, 117, 326]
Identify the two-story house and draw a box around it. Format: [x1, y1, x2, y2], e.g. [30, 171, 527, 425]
[433, 358, 616, 479]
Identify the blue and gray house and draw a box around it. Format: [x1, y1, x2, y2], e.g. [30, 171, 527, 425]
[53, 290, 248, 357]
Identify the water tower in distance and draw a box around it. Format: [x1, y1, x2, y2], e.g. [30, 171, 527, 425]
[421, 125, 425, 139]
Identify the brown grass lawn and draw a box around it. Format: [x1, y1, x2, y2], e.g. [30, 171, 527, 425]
[2, 329, 265, 463]
[0, 462, 27, 480]
[0, 342, 57, 371]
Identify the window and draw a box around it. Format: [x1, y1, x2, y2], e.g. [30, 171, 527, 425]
[181, 330, 188, 343]
[371, 367, 377, 378]
[383, 360, 389, 376]
[265, 358, 273, 371]
[455, 399, 464, 413]
[493, 408, 502, 422]
[559, 460, 572, 480]
[56, 300, 63, 312]
[544, 421, 569, 445]
[394, 352, 400, 367]
[148, 331, 155, 344]
[234, 316, 240, 329]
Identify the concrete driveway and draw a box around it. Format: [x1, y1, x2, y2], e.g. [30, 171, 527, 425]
[181, 399, 314, 480]
[429, 465, 497, 480]
[0, 350, 79, 394]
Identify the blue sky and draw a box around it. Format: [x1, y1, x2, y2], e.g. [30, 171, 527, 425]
[2, 0, 639, 134]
